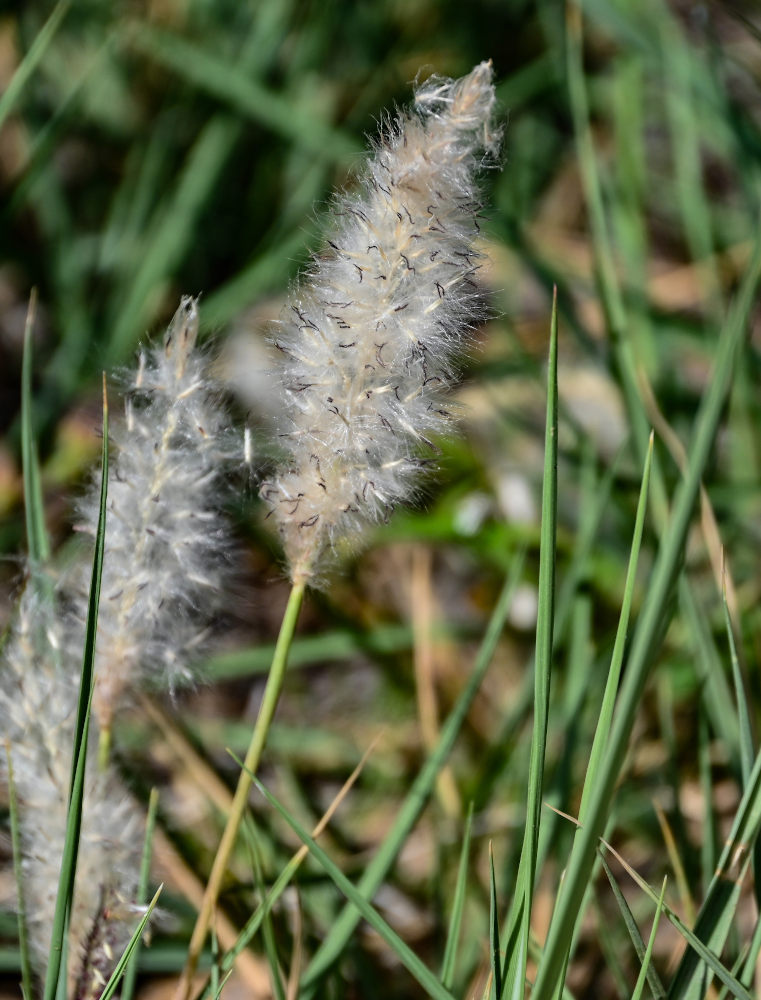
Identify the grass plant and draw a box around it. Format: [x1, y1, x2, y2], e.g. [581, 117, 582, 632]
[2, 2, 761, 999]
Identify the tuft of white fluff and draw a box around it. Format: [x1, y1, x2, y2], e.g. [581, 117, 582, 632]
[0, 581, 143, 997]
[261, 62, 501, 583]
[66, 297, 234, 732]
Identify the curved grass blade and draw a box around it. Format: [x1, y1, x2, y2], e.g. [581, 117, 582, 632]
[501, 288, 558, 1000]
[98, 885, 163, 1000]
[120, 788, 160, 1000]
[247, 769, 457, 1000]
[440, 802, 474, 990]
[42, 381, 108, 1000]
[631, 877, 668, 1000]
[299, 547, 526, 995]
[21, 290, 49, 566]
[4, 742, 33, 1000]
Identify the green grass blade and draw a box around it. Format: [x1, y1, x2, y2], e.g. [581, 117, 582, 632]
[247, 771, 457, 1000]
[722, 586, 753, 787]
[600, 855, 666, 1000]
[120, 788, 160, 1000]
[580, 433, 653, 826]
[489, 845, 502, 1000]
[631, 877, 668, 1000]
[531, 225, 761, 999]
[440, 802, 474, 989]
[42, 382, 109, 1000]
[299, 548, 526, 995]
[4, 743, 33, 1000]
[668, 744, 761, 998]
[501, 288, 558, 1000]
[603, 845, 753, 1000]
[242, 816, 286, 1000]
[0, 1, 71, 131]
[98, 886, 163, 1000]
[21, 291, 49, 566]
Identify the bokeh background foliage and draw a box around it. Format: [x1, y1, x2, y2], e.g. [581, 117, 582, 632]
[2, 0, 761, 998]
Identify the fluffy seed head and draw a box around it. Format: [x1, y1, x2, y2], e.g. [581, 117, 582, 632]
[66, 298, 235, 730]
[261, 62, 501, 583]
[0, 581, 143, 996]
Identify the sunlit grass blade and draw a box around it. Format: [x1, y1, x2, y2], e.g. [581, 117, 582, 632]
[21, 290, 49, 567]
[120, 788, 160, 1000]
[440, 803, 474, 990]
[0, 0, 71, 131]
[631, 877, 668, 1000]
[299, 547, 526, 996]
[4, 743, 33, 1000]
[600, 854, 666, 1000]
[98, 885, 163, 1000]
[668, 743, 761, 999]
[531, 224, 761, 1000]
[247, 769, 457, 1000]
[42, 381, 108, 1000]
[501, 287, 558, 1000]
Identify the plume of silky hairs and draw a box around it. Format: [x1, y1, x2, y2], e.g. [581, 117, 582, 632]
[1, 580, 142, 999]
[261, 61, 501, 584]
[0, 299, 236, 996]
[65, 296, 235, 741]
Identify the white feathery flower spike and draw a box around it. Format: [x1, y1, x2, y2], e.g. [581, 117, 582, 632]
[0, 582, 143, 998]
[261, 61, 501, 583]
[66, 297, 234, 731]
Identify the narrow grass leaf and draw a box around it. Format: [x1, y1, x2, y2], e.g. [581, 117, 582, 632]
[580, 433, 653, 827]
[300, 548, 526, 995]
[668, 743, 761, 999]
[502, 288, 558, 1000]
[602, 843, 752, 1000]
[49, 444, 105, 982]
[42, 381, 108, 1000]
[242, 816, 286, 1000]
[722, 580, 753, 787]
[0, 1, 71, 130]
[21, 291, 49, 566]
[489, 845, 502, 1000]
[247, 770, 457, 1000]
[600, 854, 666, 1000]
[531, 224, 761, 999]
[120, 788, 160, 1000]
[631, 877, 668, 1000]
[4, 743, 33, 1000]
[98, 886, 163, 1000]
[441, 803, 474, 989]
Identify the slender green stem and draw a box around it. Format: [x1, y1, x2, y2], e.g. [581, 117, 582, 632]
[175, 580, 306, 1000]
